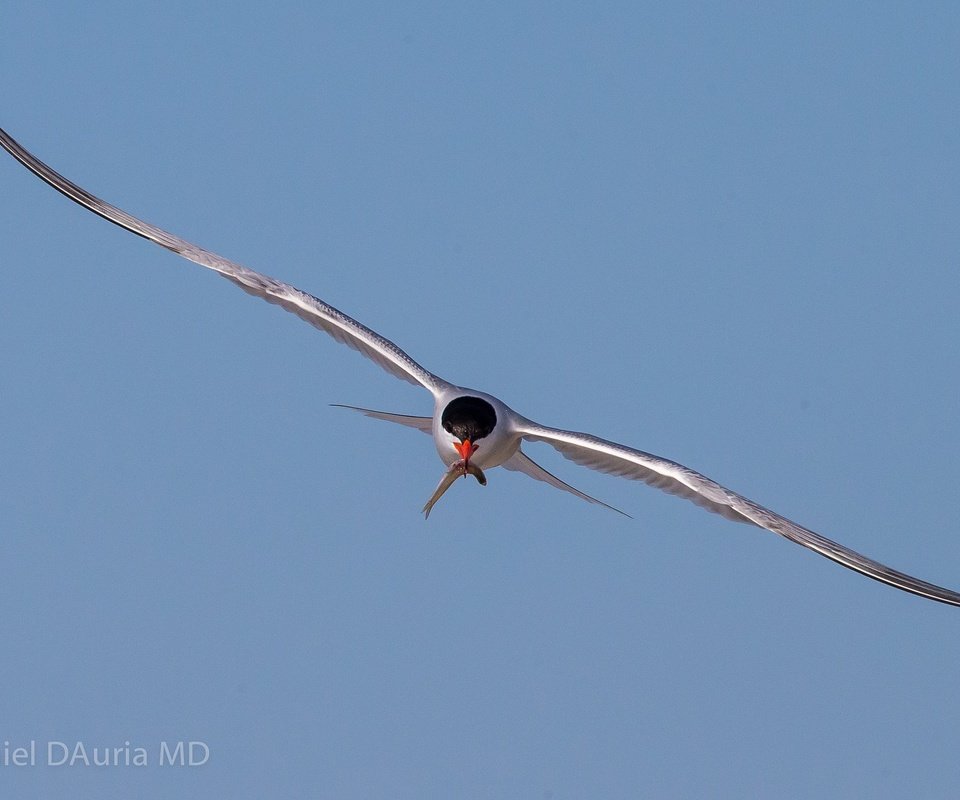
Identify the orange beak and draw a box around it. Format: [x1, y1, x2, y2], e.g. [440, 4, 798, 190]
[453, 439, 477, 463]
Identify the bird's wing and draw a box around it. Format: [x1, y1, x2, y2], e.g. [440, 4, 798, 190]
[517, 419, 960, 606]
[0, 128, 451, 396]
[501, 448, 629, 517]
[331, 404, 433, 433]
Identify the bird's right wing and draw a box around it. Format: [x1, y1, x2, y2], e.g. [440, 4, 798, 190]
[0, 127, 451, 396]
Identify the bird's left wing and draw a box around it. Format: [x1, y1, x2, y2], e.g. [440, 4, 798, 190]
[516, 419, 960, 606]
[0, 127, 451, 396]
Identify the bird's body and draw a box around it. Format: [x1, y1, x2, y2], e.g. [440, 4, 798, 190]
[2, 125, 958, 606]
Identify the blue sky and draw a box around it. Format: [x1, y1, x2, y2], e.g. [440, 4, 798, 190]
[2, 2, 959, 797]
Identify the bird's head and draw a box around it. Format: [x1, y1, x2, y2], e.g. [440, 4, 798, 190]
[441, 395, 497, 472]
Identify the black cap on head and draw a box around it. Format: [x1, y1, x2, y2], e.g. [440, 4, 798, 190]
[441, 396, 497, 442]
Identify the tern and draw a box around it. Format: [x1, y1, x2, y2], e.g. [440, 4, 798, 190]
[2, 126, 958, 607]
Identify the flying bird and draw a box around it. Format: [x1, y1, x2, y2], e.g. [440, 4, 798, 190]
[2, 126, 958, 607]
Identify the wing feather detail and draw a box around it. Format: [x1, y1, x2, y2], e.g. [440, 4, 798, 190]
[518, 420, 960, 606]
[0, 128, 449, 395]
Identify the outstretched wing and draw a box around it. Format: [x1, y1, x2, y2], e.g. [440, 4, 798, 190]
[517, 420, 960, 606]
[0, 128, 451, 396]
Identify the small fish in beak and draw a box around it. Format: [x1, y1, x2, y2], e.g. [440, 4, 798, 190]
[421, 457, 487, 518]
